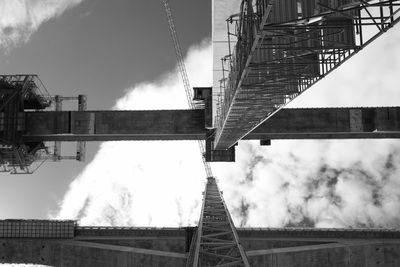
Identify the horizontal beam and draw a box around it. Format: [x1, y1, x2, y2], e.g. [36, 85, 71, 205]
[245, 107, 400, 140]
[22, 107, 400, 142]
[23, 110, 205, 142]
[246, 241, 400, 266]
[0, 239, 187, 266]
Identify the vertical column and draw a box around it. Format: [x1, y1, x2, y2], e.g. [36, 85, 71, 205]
[51, 95, 87, 161]
[189, 177, 249, 266]
[53, 95, 62, 160]
[76, 95, 87, 161]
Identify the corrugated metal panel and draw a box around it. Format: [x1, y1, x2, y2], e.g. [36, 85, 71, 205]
[293, 53, 320, 77]
[323, 17, 356, 48]
[267, 0, 298, 23]
[301, 0, 319, 17]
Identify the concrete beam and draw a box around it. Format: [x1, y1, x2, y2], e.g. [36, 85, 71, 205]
[0, 222, 192, 267]
[245, 107, 400, 140]
[23, 109, 205, 142]
[22, 107, 400, 142]
[3, 224, 400, 266]
[0, 239, 187, 267]
[246, 241, 400, 266]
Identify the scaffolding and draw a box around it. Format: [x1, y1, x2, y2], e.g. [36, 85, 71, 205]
[187, 177, 249, 266]
[214, 0, 400, 149]
[0, 75, 87, 174]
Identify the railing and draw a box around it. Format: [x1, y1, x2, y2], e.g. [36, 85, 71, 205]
[214, 0, 400, 149]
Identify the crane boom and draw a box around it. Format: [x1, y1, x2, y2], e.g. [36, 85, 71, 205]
[162, 0, 213, 177]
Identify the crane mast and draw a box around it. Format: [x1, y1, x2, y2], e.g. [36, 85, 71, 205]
[162, 0, 213, 178]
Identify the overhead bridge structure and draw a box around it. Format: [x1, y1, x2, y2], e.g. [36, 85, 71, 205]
[2, 182, 400, 267]
[2, 79, 400, 172]
[2, 215, 400, 265]
[1, 74, 400, 173]
[214, 0, 400, 149]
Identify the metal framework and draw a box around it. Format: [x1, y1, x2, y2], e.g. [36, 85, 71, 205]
[214, 0, 400, 149]
[0, 75, 51, 174]
[0, 75, 87, 174]
[162, 0, 213, 177]
[188, 177, 249, 267]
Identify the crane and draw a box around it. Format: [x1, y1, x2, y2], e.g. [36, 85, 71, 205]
[162, 0, 213, 178]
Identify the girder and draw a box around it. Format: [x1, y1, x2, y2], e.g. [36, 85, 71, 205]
[3, 221, 400, 266]
[22, 107, 400, 142]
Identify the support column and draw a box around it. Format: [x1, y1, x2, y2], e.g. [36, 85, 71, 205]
[188, 177, 249, 266]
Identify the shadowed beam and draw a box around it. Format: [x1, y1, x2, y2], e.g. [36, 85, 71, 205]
[22, 107, 400, 142]
[245, 107, 400, 140]
[23, 109, 205, 142]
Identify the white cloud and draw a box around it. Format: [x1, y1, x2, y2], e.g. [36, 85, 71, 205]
[0, 0, 84, 50]
[215, 139, 400, 228]
[54, 40, 212, 227]
[54, 20, 400, 230]
[286, 19, 400, 108]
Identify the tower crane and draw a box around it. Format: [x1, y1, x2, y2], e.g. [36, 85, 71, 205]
[162, 0, 213, 178]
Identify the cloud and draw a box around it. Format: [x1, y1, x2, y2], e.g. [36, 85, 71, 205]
[215, 139, 400, 228]
[286, 19, 400, 108]
[53, 40, 212, 227]
[0, 0, 84, 50]
[54, 21, 400, 230]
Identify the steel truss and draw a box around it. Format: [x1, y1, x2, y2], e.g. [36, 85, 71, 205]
[187, 177, 249, 267]
[0, 75, 51, 174]
[162, 0, 213, 177]
[214, 0, 400, 150]
[0, 75, 89, 174]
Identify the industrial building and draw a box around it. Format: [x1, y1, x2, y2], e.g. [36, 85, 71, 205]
[1, 0, 400, 266]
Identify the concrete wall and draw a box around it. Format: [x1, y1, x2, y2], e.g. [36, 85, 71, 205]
[1, 239, 187, 267]
[247, 242, 400, 267]
[0, 225, 190, 266]
[2, 226, 400, 266]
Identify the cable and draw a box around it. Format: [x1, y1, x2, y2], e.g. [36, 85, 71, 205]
[162, 0, 213, 177]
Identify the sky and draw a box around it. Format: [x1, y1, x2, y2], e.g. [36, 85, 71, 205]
[0, 0, 210, 220]
[1, 0, 400, 230]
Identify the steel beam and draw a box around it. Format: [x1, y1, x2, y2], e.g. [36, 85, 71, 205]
[22, 107, 400, 142]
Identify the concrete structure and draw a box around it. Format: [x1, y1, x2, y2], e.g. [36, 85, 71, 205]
[2, 74, 400, 172]
[2, 1, 400, 265]
[2, 220, 400, 266]
[1, 178, 400, 266]
[22, 107, 400, 142]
